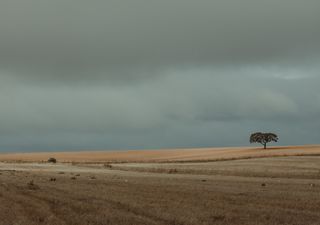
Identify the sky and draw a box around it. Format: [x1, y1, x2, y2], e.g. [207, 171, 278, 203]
[0, 0, 319, 152]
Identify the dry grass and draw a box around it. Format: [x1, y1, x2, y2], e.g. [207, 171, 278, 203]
[112, 156, 320, 179]
[1, 146, 320, 224]
[0, 145, 320, 163]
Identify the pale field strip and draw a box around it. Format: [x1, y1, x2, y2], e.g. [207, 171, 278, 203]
[0, 145, 319, 163]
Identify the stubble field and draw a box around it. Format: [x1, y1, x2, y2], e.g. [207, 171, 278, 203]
[1, 145, 320, 225]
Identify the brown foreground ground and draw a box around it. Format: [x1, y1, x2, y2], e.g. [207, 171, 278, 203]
[1, 145, 320, 225]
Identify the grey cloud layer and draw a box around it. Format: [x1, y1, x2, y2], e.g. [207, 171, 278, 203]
[1, 0, 320, 81]
[0, 1, 319, 151]
[1, 65, 319, 151]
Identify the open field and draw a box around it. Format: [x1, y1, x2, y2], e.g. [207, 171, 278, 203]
[1, 145, 320, 163]
[1, 146, 320, 225]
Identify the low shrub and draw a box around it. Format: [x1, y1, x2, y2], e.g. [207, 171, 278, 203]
[48, 158, 57, 163]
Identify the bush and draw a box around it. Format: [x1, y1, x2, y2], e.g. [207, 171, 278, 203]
[27, 180, 40, 190]
[168, 168, 178, 174]
[48, 157, 57, 163]
[104, 163, 113, 168]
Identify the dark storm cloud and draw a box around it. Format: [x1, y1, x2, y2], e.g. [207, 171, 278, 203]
[1, 0, 320, 82]
[0, 0, 319, 151]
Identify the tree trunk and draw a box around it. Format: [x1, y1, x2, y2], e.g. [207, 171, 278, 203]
[263, 143, 267, 149]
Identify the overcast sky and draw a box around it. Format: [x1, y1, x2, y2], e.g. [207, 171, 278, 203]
[0, 0, 319, 152]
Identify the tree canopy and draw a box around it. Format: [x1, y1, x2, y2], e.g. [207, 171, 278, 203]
[250, 132, 278, 149]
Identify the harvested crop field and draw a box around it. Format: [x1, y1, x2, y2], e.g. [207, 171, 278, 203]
[1, 146, 320, 225]
[1, 145, 320, 163]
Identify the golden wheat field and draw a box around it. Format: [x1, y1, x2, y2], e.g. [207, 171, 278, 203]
[1, 145, 320, 225]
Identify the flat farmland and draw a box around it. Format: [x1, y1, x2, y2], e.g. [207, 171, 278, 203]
[0, 145, 320, 163]
[1, 146, 320, 225]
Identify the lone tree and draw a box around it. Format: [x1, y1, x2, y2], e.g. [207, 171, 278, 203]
[250, 132, 278, 149]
